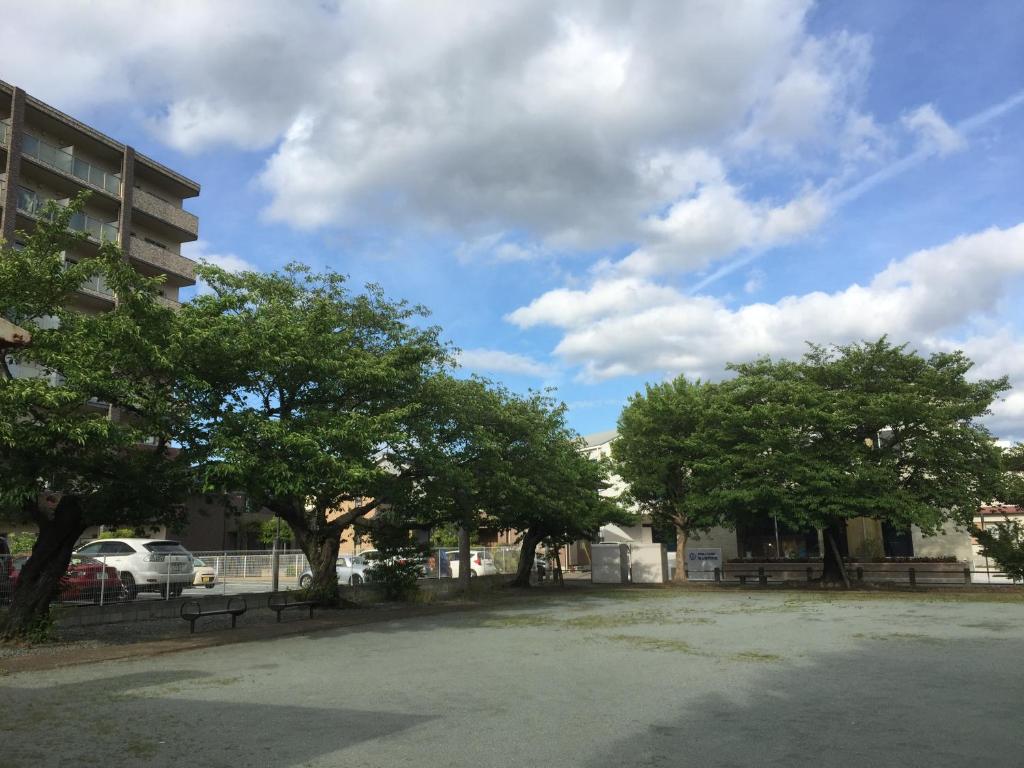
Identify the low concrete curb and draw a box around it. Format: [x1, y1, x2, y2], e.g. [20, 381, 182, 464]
[52, 574, 509, 628]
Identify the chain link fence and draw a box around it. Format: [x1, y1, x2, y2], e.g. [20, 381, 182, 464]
[0, 546, 541, 608]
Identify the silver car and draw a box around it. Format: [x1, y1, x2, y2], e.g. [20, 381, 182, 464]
[298, 555, 370, 588]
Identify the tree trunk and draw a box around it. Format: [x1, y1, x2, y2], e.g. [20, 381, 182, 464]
[457, 526, 471, 593]
[821, 521, 850, 588]
[510, 527, 544, 588]
[288, 512, 342, 607]
[1, 497, 86, 642]
[673, 526, 689, 583]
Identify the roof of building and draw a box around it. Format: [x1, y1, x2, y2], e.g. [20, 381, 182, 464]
[978, 505, 1023, 517]
[0, 318, 31, 348]
[0, 79, 200, 197]
[582, 429, 618, 448]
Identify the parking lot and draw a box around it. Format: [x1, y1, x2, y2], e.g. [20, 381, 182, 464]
[2, 587, 1022, 767]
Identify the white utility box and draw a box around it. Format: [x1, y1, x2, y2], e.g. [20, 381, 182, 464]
[591, 543, 630, 584]
[629, 543, 668, 584]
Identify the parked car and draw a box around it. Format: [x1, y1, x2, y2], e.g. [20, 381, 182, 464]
[356, 549, 381, 563]
[73, 539, 195, 599]
[7, 554, 123, 603]
[191, 557, 218, 589]
[59, 556, 124, 602]
[448, 549, 498, 578]
[298, 555, 371, 588]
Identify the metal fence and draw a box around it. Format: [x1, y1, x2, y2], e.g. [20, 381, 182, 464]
[0, 546, 537, 608]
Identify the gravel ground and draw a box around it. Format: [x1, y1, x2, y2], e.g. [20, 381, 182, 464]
[2, 587, 1023, 768]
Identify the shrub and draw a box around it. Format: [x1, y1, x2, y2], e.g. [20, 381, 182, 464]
[974, 520, 1024, 581]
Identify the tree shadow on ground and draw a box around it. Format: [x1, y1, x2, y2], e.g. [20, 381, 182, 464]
[585, 637, 1024, 768]
[0, 669, 435, 768]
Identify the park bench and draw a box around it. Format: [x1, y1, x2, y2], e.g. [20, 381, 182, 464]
[180, 597, 247, 634]
[268, 593, 317, 623]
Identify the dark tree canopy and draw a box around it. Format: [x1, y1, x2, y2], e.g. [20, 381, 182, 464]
[698, 339, 1007, 582]
[612, 377, 721, 581]
[1, 201, 192, 639]
[387, 377, 626, 589]
[180, 262, 450, 604]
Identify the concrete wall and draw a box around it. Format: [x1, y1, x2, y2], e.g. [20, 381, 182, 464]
[912, 521, 974, 561]
[688, 527, 740, 559]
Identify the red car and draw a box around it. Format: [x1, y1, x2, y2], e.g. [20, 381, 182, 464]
[58, 556, 124, 602]
[9, 555, 123, 603]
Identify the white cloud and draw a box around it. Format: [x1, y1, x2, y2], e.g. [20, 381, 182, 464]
[617, 182, 828, 275]
[457, 348, 555, 378]
[181, 241, 259, 296]
[507, 277, 684, 329]
[744, 270, 765, 295]
[736, 31, 873, 152]
[510, 224, 1024, 386]
[902, 104, 966, 156]
[988, 393, 1024, 442]
[0, 0, 864, 261]
[456, 233, 549, 264]
[182, 241, 257, 274]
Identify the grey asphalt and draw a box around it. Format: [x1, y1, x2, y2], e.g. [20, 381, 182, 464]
[2, 588, 1022, 768]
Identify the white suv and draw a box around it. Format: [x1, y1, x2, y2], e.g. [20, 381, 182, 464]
[448, 549, 498, 578]
[73, 539, 195, 599]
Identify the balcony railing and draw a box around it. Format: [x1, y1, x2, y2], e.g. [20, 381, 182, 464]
[133, 187, 198, 237]
[78, 271, 114, 299]
[22, 133, 121, 195]
[129, 236, 195, 282]
[17, 186, 119, 243]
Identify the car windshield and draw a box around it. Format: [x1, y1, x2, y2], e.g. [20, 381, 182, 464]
[194, 558, 206, 567]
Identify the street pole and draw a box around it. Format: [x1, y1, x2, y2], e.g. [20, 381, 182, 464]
[271, 515, 281, 593]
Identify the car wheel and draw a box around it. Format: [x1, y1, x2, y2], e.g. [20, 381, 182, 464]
[299, 574, 313, 589]
[349, 574, 362, 586]
[470, 570, 478, 578]
[205, 583, 215, 589]
[121, 573, 138, 600]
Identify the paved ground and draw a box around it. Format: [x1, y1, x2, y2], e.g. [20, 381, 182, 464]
[2, 587, 1023, 768]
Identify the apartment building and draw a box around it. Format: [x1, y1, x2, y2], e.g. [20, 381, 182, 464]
[0, 81, 199, 312]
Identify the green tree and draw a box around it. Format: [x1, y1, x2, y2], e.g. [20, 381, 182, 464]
[492, 393, 628, 588]
[702, 339, 1006, 584]
[257, 517, 294, 548]
[972, 447, 1024, 581]
[0, 201, 193, 640]
[385, 375, 526, 592]
[612, 378, 722, 582]
[973, 520, 1024, 582]
[181, 263, 448, 606]
[387, 377, 625, 590]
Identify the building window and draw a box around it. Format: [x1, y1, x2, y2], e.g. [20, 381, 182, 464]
[737, 516, 820, 559]
[881, 521, 914, 557]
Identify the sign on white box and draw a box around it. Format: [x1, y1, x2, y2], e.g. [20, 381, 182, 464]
[685, 548, 722, 580]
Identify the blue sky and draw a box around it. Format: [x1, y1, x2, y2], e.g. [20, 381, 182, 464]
[3, 0, 1023, 439]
